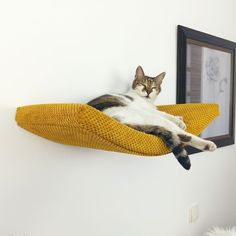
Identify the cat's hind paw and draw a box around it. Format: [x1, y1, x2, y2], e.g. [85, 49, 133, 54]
[204, 141, 217, 151]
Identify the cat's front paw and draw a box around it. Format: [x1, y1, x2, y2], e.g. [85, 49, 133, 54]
[174, 119, 187, 130]
[176, 116, 184, 121]
[173, 116, 186, 130]
[178, 121, 187, 130]
[204, 141, 217, 151]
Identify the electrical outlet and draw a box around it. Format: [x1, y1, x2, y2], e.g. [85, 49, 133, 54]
[188, 203, 199, 223]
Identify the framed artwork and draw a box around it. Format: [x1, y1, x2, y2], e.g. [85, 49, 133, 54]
[177, 25, 236, 154]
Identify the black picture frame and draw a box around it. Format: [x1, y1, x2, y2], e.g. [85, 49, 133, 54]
[177, 25, 236, 154]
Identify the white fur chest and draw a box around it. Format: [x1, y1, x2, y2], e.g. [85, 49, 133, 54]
[103, 91, 159, 124]
[127, 92, 157, 113]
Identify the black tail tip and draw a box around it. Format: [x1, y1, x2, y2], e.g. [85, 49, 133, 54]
[177, 156, 191, 170]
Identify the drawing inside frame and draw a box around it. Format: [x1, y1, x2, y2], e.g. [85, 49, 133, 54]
[177, 25, 236, 154]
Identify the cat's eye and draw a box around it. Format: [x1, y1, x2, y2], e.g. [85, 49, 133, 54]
[139, 83, 146, 89]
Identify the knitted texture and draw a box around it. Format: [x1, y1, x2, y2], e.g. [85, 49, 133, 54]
[15, 103, 219, 156]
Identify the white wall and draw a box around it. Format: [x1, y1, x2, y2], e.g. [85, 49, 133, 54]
[0, 0, 236, 235]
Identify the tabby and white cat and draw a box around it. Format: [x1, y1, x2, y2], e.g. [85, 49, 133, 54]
[87, 66, 217, 170]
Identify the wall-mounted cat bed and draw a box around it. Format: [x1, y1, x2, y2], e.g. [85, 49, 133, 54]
[15, 103, 219, 156]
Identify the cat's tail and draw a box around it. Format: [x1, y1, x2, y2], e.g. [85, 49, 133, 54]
[125, 124, 191, 170]
[158, 131, 191, 170]
[172, 145, 191, 170]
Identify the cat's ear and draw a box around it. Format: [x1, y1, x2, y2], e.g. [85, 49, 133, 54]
[154, 72, 166, 84]
[135, 66, 145, 79]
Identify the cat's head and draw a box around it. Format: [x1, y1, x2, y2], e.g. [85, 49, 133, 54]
[132, 66, 166, 101]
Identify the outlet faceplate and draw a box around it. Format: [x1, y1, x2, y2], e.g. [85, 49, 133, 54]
[188, 203, 199, 223]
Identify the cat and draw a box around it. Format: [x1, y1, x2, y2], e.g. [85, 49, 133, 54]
[87, 66, 217, 170]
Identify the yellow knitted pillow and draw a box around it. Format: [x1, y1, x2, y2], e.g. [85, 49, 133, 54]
[15, 103, 219, 156]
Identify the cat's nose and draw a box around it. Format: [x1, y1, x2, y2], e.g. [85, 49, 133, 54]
[145, 91, 152, 98]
